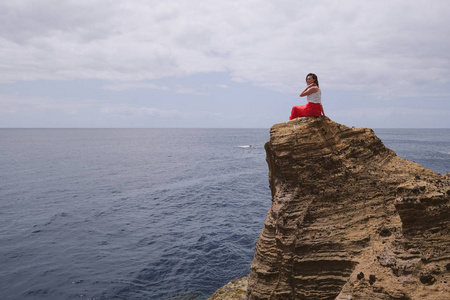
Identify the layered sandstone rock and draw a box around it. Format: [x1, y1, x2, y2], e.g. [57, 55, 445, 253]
[245, 117, 450, 300]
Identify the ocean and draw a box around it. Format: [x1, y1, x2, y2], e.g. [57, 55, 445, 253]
[0, 128, 449, 300]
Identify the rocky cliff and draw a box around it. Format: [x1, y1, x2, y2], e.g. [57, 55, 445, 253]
[246, 117, 450, 300]
[210, 117, 450, 300]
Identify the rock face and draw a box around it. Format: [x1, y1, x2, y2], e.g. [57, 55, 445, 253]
[246, 117, 450, 300]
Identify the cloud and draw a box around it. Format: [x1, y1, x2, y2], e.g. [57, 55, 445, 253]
[100, 104, 221, 119]
[0, 93, 92, 115]
[1, 0, 449, 95]
[174, 86, 207, 96]
[100, 104, 180, 118]
[0, 91, 224, 127]
[102, 82, 169, 91]
[102, 82, 211, 95]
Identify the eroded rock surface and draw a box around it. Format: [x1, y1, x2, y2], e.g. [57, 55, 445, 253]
[246, 117, 449, 300]
[209, 277, 248, 300]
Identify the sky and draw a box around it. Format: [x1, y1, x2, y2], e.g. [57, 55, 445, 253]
[1, 0, 449, 128]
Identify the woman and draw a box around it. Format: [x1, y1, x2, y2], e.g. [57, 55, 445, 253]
[289, 73, 326, 120]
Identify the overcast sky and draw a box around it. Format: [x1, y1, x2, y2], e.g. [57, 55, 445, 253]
[1, 0, 449, 128]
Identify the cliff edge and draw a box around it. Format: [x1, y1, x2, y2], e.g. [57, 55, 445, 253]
[245, 117, 449, 299]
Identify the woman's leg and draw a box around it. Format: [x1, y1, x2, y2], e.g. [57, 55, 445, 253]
[289, 105, 307, 120]
[309, 103, 322, 117]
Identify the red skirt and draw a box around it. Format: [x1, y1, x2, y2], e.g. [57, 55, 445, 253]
[289, 102, 322, 120]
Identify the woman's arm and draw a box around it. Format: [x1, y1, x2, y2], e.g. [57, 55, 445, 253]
[300, 84, 319, 97]
[321, 105, 330, 120]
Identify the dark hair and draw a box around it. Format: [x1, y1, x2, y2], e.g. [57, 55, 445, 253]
[306, 73, 319, 87]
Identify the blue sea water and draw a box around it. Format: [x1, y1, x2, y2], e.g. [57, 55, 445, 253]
[0, 128, 449, 300]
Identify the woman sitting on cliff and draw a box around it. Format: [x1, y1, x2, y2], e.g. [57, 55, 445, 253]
[289, 73, 327, 120]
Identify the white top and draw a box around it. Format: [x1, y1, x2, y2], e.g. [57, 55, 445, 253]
[307, 88, 321, 104]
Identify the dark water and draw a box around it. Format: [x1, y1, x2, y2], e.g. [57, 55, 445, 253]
[0, 129, 271, 300]
[0, 128, 449, 300]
